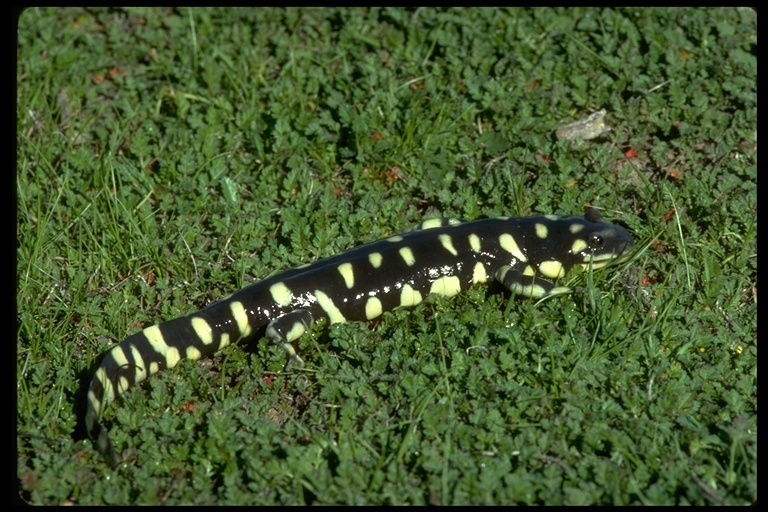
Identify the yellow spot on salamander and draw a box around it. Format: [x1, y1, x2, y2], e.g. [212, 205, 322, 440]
[186, 346, 202, 360]
[509, 282, 548, 299]
[499, 233, 526, 262]
[130, 345, 148, 382]
[577, 251, 618, 270]
[571, 238, 588, 255]
[569, 223, 585, 234]
[368, 252, 383, 269]
[387, 235, 404, 243]
[538, 260, 565, 279]
[400, 284, 423, 307]
[284, 320, 308, 342]
[430, 275, 462, 298]
[337, 262, 355, 289]
[438, 234, 458, 256]
[522, 265, 536, 276]
[229, 300, 252, 340]
[468, 233, 481, 253]
[314, 290, 347, 324]
[534, 223, 548, 239]
[191, 317, 213, 345]
[144, 325, 181, 369]
[110, 343, 130, 368]
[511, 282, 572, 298]
[87, 387, 105, 418]
[399, 246, 416, 267]
[365, 297, 383, 319]
[472, 262, 487, 284]
[106, 345, 130, 392]
[419, 218, 444, 230]
[118, 376, 130, 396]
[270, 282, 293, 307]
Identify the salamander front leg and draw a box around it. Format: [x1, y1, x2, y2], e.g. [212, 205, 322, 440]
[265, 309, 315, 371]
[494, 265, 573, 299]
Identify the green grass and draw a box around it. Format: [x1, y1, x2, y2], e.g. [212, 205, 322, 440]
[17, 7, 755, 505]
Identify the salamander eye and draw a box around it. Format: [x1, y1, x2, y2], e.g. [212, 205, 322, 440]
[589, 234, 604, 249]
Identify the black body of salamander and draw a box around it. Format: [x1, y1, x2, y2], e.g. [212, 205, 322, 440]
[86, 209, 632, 465]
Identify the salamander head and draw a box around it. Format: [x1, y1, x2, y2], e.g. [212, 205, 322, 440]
[567, 208, 633, 270]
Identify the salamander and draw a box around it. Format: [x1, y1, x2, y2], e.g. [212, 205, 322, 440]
[85, 208, 632, 465]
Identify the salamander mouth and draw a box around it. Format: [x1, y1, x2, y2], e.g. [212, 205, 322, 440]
[578, 238, 633, 270]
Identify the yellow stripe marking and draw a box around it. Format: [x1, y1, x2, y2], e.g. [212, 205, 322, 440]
[400, 284, 423, 307]
[365, 297, 383, 320]
[144, 325, 181, 369]
[399, 246, 416, 267]
[130, 345, 148, 382]
[577, 253, 617, 270]
[229, 300, 252, 340]
[101, 345, 130, 398]
[522, 265, 536, 276]
[468, 233, 481, 253]
[472, 262, 488, 284]
[534, 223, 548, 239]
[538, 260, 565, 279]
[430, 275, 462, 298]
[499, 233, 526, 261]
[270, 282, 293, 307]
[438, 234, 458, 256]
[571, 238, 588, 255]
[510, 282, 547, 298]
[110, 344, 130, 368]
[186, 346, 202, 360]
[314, 290, 347, 324]
[285, 320, 308, 342]
[368, 252, 383, 269]
[191, 317, 213, 345]
[118, 376, 130, 396]
[495, 266, 511, 284]
[587, 251, 620, 263]
[337, 262, 355, 289]
[86, 389, 103, 419]
[549, 286, 572, 295]
[419, 218, 444, 230]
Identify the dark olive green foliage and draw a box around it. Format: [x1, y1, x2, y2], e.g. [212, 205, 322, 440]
[17, 7, 754, 505]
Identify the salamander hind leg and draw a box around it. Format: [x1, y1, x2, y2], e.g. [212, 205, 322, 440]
[265, 309, 315, 371]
